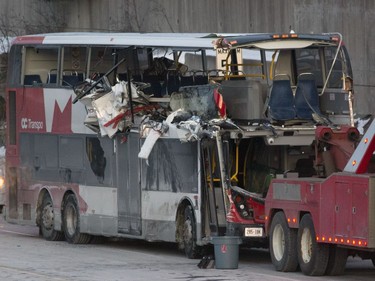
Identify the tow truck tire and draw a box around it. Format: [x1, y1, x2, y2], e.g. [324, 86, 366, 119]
[183, 205, 200, 259]
[297, 214, 329, 276]
[40, 193, 64, 241]
[63, 194, 91, 244]
[269, 212, 298, 272]
[325, 245, 347, 275]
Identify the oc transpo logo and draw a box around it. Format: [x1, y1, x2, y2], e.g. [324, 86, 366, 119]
[21, 118, 44, 131]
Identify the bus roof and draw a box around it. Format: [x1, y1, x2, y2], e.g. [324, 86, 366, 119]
[11, 32, 341, 50]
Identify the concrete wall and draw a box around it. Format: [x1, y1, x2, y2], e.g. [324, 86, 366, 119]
[0, 0, 374, 115]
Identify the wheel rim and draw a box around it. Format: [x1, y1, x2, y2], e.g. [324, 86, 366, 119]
[65, 204, 77, 237]
[300, 227, 312, 263]
[273, 224, 285, 261]
[42, 203, 54, 230]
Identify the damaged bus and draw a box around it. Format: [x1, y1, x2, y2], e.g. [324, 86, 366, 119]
[4, 32, 354, 259]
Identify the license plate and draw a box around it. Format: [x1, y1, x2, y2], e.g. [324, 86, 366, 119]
[244, 227, 263, 237]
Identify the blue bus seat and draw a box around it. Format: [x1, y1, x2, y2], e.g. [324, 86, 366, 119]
[267, 77, 295, 121]
[295, 73, 321, 120]
[24, 74, 42, 85]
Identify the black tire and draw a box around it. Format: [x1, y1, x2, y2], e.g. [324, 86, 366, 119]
[63, 194, 91, 244]
[40, 193, 64, 241]
[325, 245, 347, 275]
[269, 212, 298, 272]
[182, 205, 201, 259]
[297, 214, 329, 276]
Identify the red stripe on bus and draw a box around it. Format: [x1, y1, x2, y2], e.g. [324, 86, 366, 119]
[12, 36, 45, 45]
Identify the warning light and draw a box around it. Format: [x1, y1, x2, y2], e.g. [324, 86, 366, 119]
[322, 237, 326, 242]
[328, 237, 332, 242]
[352, 160, 357, 166]
[364, 138, 369, 144]
[292, 218, 297, 223]
[358, 241, 362, 246]
[273, 34, 280, 39]
[287, 218, 291, 223]
[316, 236, 320, 241]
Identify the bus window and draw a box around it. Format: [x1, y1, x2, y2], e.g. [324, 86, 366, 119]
[325, 46, 344, 88]
[7, 45, 22, 86]
[23, 46, 59, 85]
[295, 48, 323, 87]
[59, 46, 87, 87]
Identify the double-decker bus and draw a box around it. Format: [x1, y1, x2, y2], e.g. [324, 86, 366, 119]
[4, 32, 354, 259]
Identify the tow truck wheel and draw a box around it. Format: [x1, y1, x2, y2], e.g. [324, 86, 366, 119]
[40, 193, 64, 241]
[325, 245, 347, 275]
[63, 194, 91, 244]
[182, 205, 200, 259]
[297, 214, 329, 276]
[269, 212, 298, 272]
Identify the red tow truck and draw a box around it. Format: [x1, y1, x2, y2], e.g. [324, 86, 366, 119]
[224, 119, 375, 276]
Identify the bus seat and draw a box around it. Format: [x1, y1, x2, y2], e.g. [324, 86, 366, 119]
[47, 74, 57, 84]
[63, 75, 80, 86]
[24, 74, 42, 85]
[295, 73, 320, 120]
[267, 76, 295, 121]
[167, 74, 180, 94]
[194, 75, 208, 85]
[180, 76, 194, 87]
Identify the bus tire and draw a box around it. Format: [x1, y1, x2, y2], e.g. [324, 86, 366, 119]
[183, 205, 200, 259]
[40, 193, 64, 241]
[269, 211, 298, 272]
[325, 245, 347, 275]
[63, 194, 91, 244]
[297, 214, 329, 276]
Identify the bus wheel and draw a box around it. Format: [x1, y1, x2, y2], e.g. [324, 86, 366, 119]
[297, 214, 329, 276]
[325, 245, 347, 275]
[269, 211, 298, 272]
[182, 205, 200, 259]
[63, 194, 91, 244]
[40, 193, 64, 241]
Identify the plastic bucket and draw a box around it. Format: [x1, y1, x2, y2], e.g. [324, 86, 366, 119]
[211, 236, 242, 269]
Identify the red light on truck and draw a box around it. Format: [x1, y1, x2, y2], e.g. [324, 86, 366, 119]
[328, 237, 332, 242]
[364, 138, 369, 144]
[334, 238, 338, 242]
[292, 218, 296, 223]
[346, 239, 350, 244]
[352, 160, 357, 166]
[340, 238, 344, 243]
[316, 236, 320, 241]
[352, 240, 356, 245]
[358, 241, 362, 246]
[287, 218, 291, 223]
[322, 237, 326, 241]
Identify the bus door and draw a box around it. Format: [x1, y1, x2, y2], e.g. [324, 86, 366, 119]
[116, 132, 142, 235]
